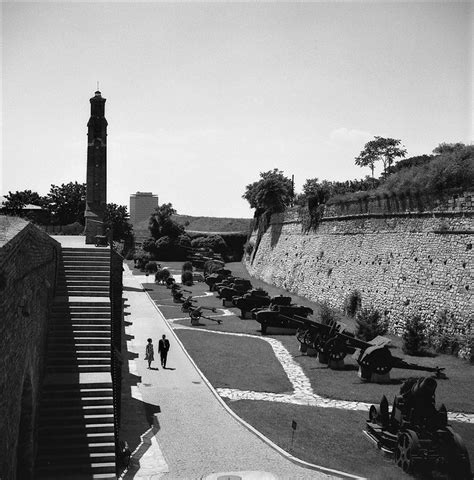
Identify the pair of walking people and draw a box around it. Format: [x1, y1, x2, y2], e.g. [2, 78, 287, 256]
[145, 335, 170, 369]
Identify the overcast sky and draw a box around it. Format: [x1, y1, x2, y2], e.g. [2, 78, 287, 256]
[1, 1, 472, 218]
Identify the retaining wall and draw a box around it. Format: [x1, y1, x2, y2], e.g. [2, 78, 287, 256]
[0, 216, 60, 480]
[245, 207, 473, 349]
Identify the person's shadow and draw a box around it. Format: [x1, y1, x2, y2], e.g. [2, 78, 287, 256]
[162, 367, 176, 370]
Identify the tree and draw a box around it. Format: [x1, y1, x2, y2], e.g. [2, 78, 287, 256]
[148, 203, 185, 240]
[104, 203, 133, 241]
[3, 190, 45, 216]
[45, 182, 86, 225]
[355, 136, 407, 178]
[242, 169, 293, 215]
[432, 142, 466, 155]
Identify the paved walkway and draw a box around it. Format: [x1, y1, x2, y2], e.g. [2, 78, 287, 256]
[120, 265, 352, 480]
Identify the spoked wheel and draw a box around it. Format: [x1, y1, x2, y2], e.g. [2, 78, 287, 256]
[445, 427, 472, 480]
[395, 430, 419, 473]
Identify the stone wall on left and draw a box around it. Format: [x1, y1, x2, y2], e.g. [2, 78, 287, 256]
[0, 216, 61, 480]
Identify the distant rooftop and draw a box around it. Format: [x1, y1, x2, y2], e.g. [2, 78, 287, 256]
[131, 192, 157, 196]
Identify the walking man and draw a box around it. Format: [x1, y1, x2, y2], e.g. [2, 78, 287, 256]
[158, 334, 170, 368]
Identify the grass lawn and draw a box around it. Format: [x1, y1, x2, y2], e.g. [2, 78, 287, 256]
[226, 399, 474, 480]
[175, 329, 293, 393]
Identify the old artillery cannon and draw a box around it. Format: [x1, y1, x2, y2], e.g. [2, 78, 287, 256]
[181, 295, 197, 312]
[293, 315, 445, 381]
[205, 269, 232, 291]
[232, 289, 271, 319]
[254, 304, 313, 335]
[171, 283, 192, 303]
[217, 279, 253, 305]
[364, 377, 471, 479]
[188, 305, 221, 326]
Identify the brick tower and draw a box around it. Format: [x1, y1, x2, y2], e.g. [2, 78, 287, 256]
[85, 90, 108, 244]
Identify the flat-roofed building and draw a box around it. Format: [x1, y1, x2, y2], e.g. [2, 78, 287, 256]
[130, 191, 158, 230]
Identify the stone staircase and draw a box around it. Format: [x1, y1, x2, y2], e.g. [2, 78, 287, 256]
[35, 247, 117, 479]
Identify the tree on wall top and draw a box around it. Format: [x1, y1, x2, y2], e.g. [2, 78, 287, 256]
[355, 136, 407, 179]
[242, 169, 293, 216]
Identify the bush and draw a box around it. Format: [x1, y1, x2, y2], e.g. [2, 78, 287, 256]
[182, 261, 193, 273]
[355, 308, 387, 342]
[427, 310, 463, 356]
[343, 290, 362, 317]
[459, 333, 474, 363]
[181, 270, 193, 286]
[319, 302, 337, 326]
[144, 261, 159, 273]
[402, 315, 427, 355]
[155, 268, 170, 284]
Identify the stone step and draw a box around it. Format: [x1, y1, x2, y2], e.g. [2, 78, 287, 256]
[37, 471, 117, 480]
[52, 306, 111, 313]
[38, 421, 115, 435]
[39, 431, 115, 443]
[48, 338, 111, 347]
[40, 404, 114, 415]
[41, 396, 114, 407]
[50, 319, 111, 327]
[48, 350, 110, 358]
[49, 329, 111, 337]
[55, 291, 110, 297]
[36, 460, 116, 475]
[62, 248, 110, 254]
[50, 323, 111, 331]
[39, 441, 116, 455]
[50, 314, 111, 320]
[64, 265, 110, 272]
[56, 285, 110, 292]
[39, 412, 114, 425]
[46, 365, 111, 373]
[63, 260, 110, 267]
[47, 357, 111, 365]
[47, 344, 111, 353]
[42, 387, 113, 399]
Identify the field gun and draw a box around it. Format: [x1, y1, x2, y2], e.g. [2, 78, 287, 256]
[218, 279, 253, 303]
[171, 284, 192, 303]
[181, 296, 197, 312]
[188, 305, 221, 325]
[205, 269, 232, 291]
[292, 315, 445, 381]
[364, 377, 471, 478]
[254, 304, 313, 335]
[232, 289, 271, 318]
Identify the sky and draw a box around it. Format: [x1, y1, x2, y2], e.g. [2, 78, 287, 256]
[1, 1, 472, 218]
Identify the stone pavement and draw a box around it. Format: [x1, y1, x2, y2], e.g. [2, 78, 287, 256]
[119, 265, 356, 480]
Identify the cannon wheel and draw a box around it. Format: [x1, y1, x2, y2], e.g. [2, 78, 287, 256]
[395, 430, 419, 473]
[445, 427, 472, 480]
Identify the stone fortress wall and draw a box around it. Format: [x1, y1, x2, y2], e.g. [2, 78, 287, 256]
[245, 193, 473, 351]
[0, 217, 60, 480]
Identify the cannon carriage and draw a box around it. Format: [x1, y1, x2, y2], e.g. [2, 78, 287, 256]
[232, 289, 271, 318]
[255, 304, 313, 335]
[217, 279, 253, 304]
[205, 269, 232, 291]
[364, 377, 472, 479]
[292, 315, 445, 381]
[188, 305, 221, 325]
